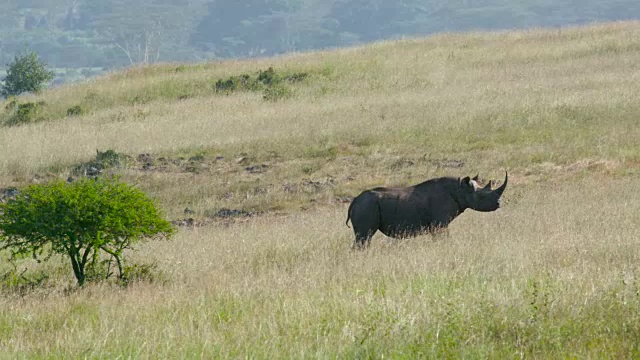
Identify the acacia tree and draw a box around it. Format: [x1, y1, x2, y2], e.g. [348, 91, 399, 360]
[0, 177, 174, 286]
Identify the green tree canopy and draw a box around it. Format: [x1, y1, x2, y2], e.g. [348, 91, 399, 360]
[0, 177, 174, 286]
[1, 50, 54, 97]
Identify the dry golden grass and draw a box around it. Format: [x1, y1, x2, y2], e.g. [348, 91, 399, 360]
[1, 21, 640, 357]
[2, 21, 639, 216]
[1, 177, 640, 357]
[2, 22, 640, 176]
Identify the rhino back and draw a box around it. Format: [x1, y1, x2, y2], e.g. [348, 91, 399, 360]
[374, 186, 459, 236]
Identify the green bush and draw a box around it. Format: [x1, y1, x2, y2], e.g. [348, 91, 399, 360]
[257, 67, 278, 86]
[0, 265, 49, 294]
[0, 176, 174, 286]
[82, 258, 164, 286]
[214, 67, 308, 98]
[96, 149, 126, 167]
[214, 74, 262, 93]
[3, 98, 46, 126]
[1, 50, 54, 97]
[66, 105, 84, 117]
[284, 72, 309, 82]
[72, 149, 132, 176]
[121, 262, 165, 285]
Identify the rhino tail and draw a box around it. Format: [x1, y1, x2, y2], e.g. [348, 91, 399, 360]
[345, 196, 356, 228]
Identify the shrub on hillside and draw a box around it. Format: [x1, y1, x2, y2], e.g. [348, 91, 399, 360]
[72, 149, 132, 177]
[0, 176, 174, 286]
[214, 73, 262, 93]
[256, 67, 278, 86]
[66, 105, 85, 117]
[1, 50, 54, 98]
[213, 67, 308, 98]
[0, 261, 49, 294]
[2, 98, 46, 126]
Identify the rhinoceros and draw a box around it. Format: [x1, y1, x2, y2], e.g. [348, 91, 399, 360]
[346, 172, 507, 248]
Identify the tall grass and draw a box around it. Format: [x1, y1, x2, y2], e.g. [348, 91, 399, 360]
[1, 22, 639, 175]
[1, 21, 640, 357]
[1, 178, 640, 357]
[1, 22, 639, 217]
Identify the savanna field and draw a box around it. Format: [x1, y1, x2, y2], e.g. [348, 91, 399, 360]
[2, 21, 640, 358]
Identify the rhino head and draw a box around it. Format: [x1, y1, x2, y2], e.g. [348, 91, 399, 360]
[458, 171, 508, 212]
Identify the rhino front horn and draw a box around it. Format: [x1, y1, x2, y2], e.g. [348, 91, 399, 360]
[494, 171, 508, 196]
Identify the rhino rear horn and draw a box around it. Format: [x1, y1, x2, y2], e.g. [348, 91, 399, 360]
[494, 171, 508, 196]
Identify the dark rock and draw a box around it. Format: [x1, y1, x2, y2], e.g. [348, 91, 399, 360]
[245, 164, 269, 174]
[86, 166, 102, 176]
[213, 208, 253, 218]
[0, 187, 19, 202]
[137, 153, 153, 162]
[171, 218, 197, 227]
[137, 153, 155, 170]
[282, 183, 297, 193]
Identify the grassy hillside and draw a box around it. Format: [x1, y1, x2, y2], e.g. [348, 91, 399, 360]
[2, 21, 640, 218]
[1, 21, 640, 358]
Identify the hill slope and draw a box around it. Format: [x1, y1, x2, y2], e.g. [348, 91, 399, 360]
[1, 21, 640, 358]
[1, 21, 640, 218]
[3, 0, 640, 73]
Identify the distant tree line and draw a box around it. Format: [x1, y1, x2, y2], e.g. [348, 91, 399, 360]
[1, 0, 639, 71]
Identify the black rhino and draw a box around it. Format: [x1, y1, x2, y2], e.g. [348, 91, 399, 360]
[346, 172, 507, 248]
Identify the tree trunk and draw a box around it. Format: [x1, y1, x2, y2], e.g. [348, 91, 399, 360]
[68, 250, 85, 286]
[100, 247, 123, 279]
[114, 254, 123, 279]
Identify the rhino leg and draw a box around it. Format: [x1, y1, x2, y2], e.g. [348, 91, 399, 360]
[349, 192, 380, 249]
[352, 229, 375, 249]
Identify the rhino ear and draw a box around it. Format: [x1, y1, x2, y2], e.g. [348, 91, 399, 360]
[472, 174, 479, 181]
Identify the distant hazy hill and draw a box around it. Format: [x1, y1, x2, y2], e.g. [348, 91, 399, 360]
[0, 0, 639, 75]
